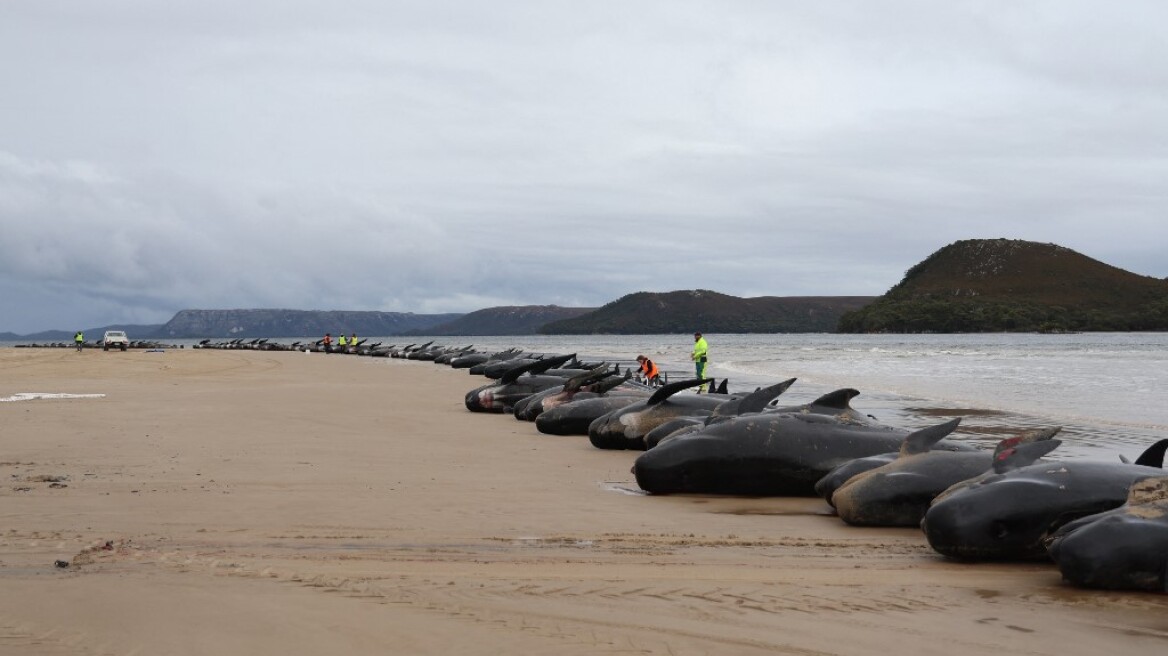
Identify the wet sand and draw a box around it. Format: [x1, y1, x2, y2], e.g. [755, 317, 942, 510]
[1, 348, 1165, 655]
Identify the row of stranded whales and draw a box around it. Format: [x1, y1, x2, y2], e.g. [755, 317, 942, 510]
[587, 377, 734, 450]
[154, 337, 1168, 594]
[216, 337, 1155, 595]
[514, 368, 636, 421]
[464, 353, 582, 412]
[166, 337, 1168, 594]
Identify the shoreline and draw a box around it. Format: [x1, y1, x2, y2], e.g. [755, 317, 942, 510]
[1, 349, 1165, 655]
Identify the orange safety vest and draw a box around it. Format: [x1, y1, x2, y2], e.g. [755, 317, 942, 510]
[640, 358, 659, 380]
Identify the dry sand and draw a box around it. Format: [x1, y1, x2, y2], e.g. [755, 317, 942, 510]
[1, 348, 1165, 655]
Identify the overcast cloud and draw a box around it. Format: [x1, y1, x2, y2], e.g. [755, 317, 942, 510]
[2, 1, 1166, 333]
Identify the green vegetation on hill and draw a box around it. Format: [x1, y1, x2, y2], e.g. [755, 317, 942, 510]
[402, 305, 596, 336]
[157, 309, 463, 338]
[839, 239, 1168, 333]
[540, 290, 876, 334]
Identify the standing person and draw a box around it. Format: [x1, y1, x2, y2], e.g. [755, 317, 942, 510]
[74, 331, 84, 352]
[350, 333, 357, 348]
[322, 333, 332, 352]
[635, 355, 660, 386]
[692, 332, 709, 392]
[338, 333, 348, 350]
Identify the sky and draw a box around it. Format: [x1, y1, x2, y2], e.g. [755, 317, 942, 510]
[2, 1, 1167, 333]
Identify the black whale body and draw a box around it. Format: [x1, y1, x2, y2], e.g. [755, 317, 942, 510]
[632, 414, 965, 496]
[921, 439, 1168, 561]
[464, 354, 577, 412]
[1047, 476, 1168, 592]
[535, 394, 651, 436]
[831, 429, 1060, 527]
[642, 378, 799, 449]
[587, 379, 736, 451]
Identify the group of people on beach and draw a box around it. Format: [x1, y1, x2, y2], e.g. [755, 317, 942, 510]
[636, 332, 710, 391]
[321, 332, 358, 350]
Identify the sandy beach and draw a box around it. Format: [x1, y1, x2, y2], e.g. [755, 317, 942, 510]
[1, 348, 1165, 655]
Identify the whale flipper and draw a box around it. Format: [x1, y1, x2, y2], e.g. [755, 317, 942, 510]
[993, 439, 1062, 474]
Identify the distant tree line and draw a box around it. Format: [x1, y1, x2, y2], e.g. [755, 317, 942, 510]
[838, 298, 1168, 333]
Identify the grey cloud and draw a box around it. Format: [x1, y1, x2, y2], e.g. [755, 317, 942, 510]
[2, 2, 1166, 333]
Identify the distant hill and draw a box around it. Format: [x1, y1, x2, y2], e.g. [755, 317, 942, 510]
[402, 305, 597, 336]
[540, 290, 876, 334]
[10, 324, 165, 342]
[155, 309, 464, 338]
[838, 239, 1168, 333]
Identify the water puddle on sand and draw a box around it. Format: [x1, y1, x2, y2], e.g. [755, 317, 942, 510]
[0, 392, 106, 402]
[598, 481, 648, 496]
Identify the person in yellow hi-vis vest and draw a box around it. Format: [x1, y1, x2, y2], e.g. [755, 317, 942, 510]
[692, 332, 709, 392]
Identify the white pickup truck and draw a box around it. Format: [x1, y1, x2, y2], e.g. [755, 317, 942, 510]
[102, 330, 129, 351]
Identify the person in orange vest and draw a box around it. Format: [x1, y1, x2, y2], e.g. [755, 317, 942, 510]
[322, 333, 332, 352]
[636, 355, 660, 386]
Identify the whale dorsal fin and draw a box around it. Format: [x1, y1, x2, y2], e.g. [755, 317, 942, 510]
[811, 388, 860, 410]
[1119, 455, 1132, 464]
[1126, 476, 1168, 505]
[730, 378, 797, 416]
[647, 378, 710, 406]
[593, 370, 633, 394]
[993, 439, 1062, 474]
[499, 359, 544, 384]
[990, 427, 1062, 461]
[716, 379, 728, 394]
[527, 353, 577, 376]
[899, 418, 962, 456]
[1134, 439, 1168, 468]
[499, 354, 574, 384]
[564, 363, 610, 392]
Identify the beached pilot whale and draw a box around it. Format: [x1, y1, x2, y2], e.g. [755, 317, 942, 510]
[831, 427, 1060, 527]
[642, 379, 799, 449]
[511, 364, 613, 419]
[514, 367, 633, 421]
[770, 388, 878, 425]
[534, 391, 653, 436]
[814, 440, 984, 505]
[633, 414, 969, 497]
[645, 387, 884, 453]
[464, 354, 577, 412]
[587, 378, 736, 451]
[921, 439, 1168, 561]
[1048, 476, 1168, 592]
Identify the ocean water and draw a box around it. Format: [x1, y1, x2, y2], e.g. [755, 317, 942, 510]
[7, 333, 1166, 462]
